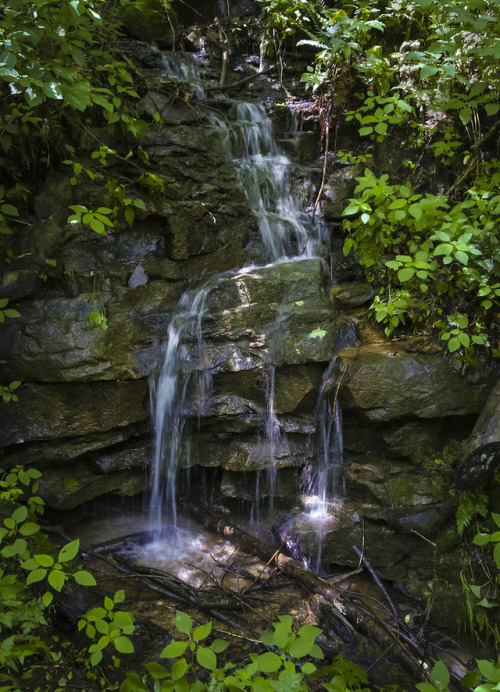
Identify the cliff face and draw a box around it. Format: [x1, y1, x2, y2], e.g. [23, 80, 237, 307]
[0, 13, 495, 611]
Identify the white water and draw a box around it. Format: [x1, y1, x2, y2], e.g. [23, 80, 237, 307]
[149, 53, 343, 532]
[149, 284, 212, 530]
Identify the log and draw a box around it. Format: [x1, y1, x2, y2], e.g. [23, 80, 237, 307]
[189, 505, 437, 685]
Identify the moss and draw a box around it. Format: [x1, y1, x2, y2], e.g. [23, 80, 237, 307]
[122, 0, 177, 42]
[139, 173, 166, 201]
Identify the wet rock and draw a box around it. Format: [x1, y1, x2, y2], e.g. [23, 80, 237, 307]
[220, 467, 298, 501]
[38, 464, 147, 510]
[330, 282, 375, 309]
[93, 445, 151, 473]
[339, 343, 491, 422]
[0, 380, 149, 447]
[0, 423, 149, 467]
[345, 461, 449, 506]
[1, 271, 42, 301]
[387, 503, 453, 536]
[321, 167, 357, 221]
[128, 265, 149, 287]
[0, 283, 183, 382]
[137, 91, 206, 125]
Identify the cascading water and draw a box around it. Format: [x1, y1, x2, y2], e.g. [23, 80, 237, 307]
[304, 356, 345, 517]
[148, 52, 343, 533]
[149, 284, 212, 530]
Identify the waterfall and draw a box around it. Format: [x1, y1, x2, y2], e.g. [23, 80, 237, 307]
[303, 357, 345, 518]
[148, 52, 340, 530]
[149, 284, 212, 530]
[211, 101, 324, 261]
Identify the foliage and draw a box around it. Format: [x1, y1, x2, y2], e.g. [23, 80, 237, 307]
[460, 513, 500, 651]
[456, 489, 490, 536]
[257, 0, 500, 366]
[3, 466, 500, 692]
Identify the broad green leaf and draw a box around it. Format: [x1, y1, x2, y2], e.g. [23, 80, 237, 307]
[19, 522, 40, 536]
[309, 328, 327, 339]
[58, 538, 79, 563]
[448, 337, 461, 353]
[193, 622, 212, 641]
[255, 652, 282, 673]
[432, 660, 450, 691]
[175, 611, 192, 635]
[398, 267, 414, 282]
[459, 107, 472, 125]
[196, 647, 217, 670]
[48, 568, 66, 591]
[12, 505, 28, 523]
[114, 636, 134, 654]
[73, 570, 97, 586]
[171, 657, 188, 680]
[454, 250, 469, 265]
[477, 659, 500, 683]
[408, 204, 422, 220]
[35, 553, 54, 567]
[160, 641, 188, 658]
[145, 662, 169, 680]
[210, 639, 229, 653]
[26, 568, 47, 584]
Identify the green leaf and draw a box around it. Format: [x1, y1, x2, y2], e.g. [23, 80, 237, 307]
[459, 107, 472, 125]
[433, 243, 453, 256]
[42, 591, 53, 607]
[145, 662, 169, 680]
[359, 126, 373, 136]
[193, 622, 212, 641]
[19, 522, 40, 536]
[114, 636, 134, 654]
[90, 217, 106, 235]
[26, 568, 47, 584]
[448, 337, 461, 353]
[432, 660, 450, 691]
[196, 647, 217, 670]
[35, 553, 54, 567]
[477, 659, 500, 683]
[160, 641, 188, 658]
[309, 328, 327, 339]
[175, 611, 192, 635]
[58, 538, 79, 563]
[73, 570, 97, 586]
[494, 542, 500, 569]
[255, 652, 282, 673]
[454, 250, 469, 265]
[458, 333, 470, 348]
[408, 204, 422, 220]
[12, 505, 28, 523]
[342, 204, 359, 216]
[1, 203, 18, 216]
[472, 533, 490, 546]
[171, 657, 188, 680]
[398, 267, 415, 282]
[48, 568, 66, 591]
[210, 639, 229, 653]
[492, 513, 500, 528]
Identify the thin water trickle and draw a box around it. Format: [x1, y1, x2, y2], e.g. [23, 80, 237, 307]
[149, 284, 212, 530]
[303, 356, 345, 519]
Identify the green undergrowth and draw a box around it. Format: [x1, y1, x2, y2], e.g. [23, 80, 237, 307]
[257, 0, 500, 369]
[1, 466, 500, 691]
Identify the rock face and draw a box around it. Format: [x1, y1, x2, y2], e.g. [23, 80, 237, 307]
[0, 26, 496, 612]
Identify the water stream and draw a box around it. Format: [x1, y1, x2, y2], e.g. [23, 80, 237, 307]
[147, 52, 344, 548]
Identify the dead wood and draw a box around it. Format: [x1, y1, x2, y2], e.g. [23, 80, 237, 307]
[189, 505, 440, 686]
